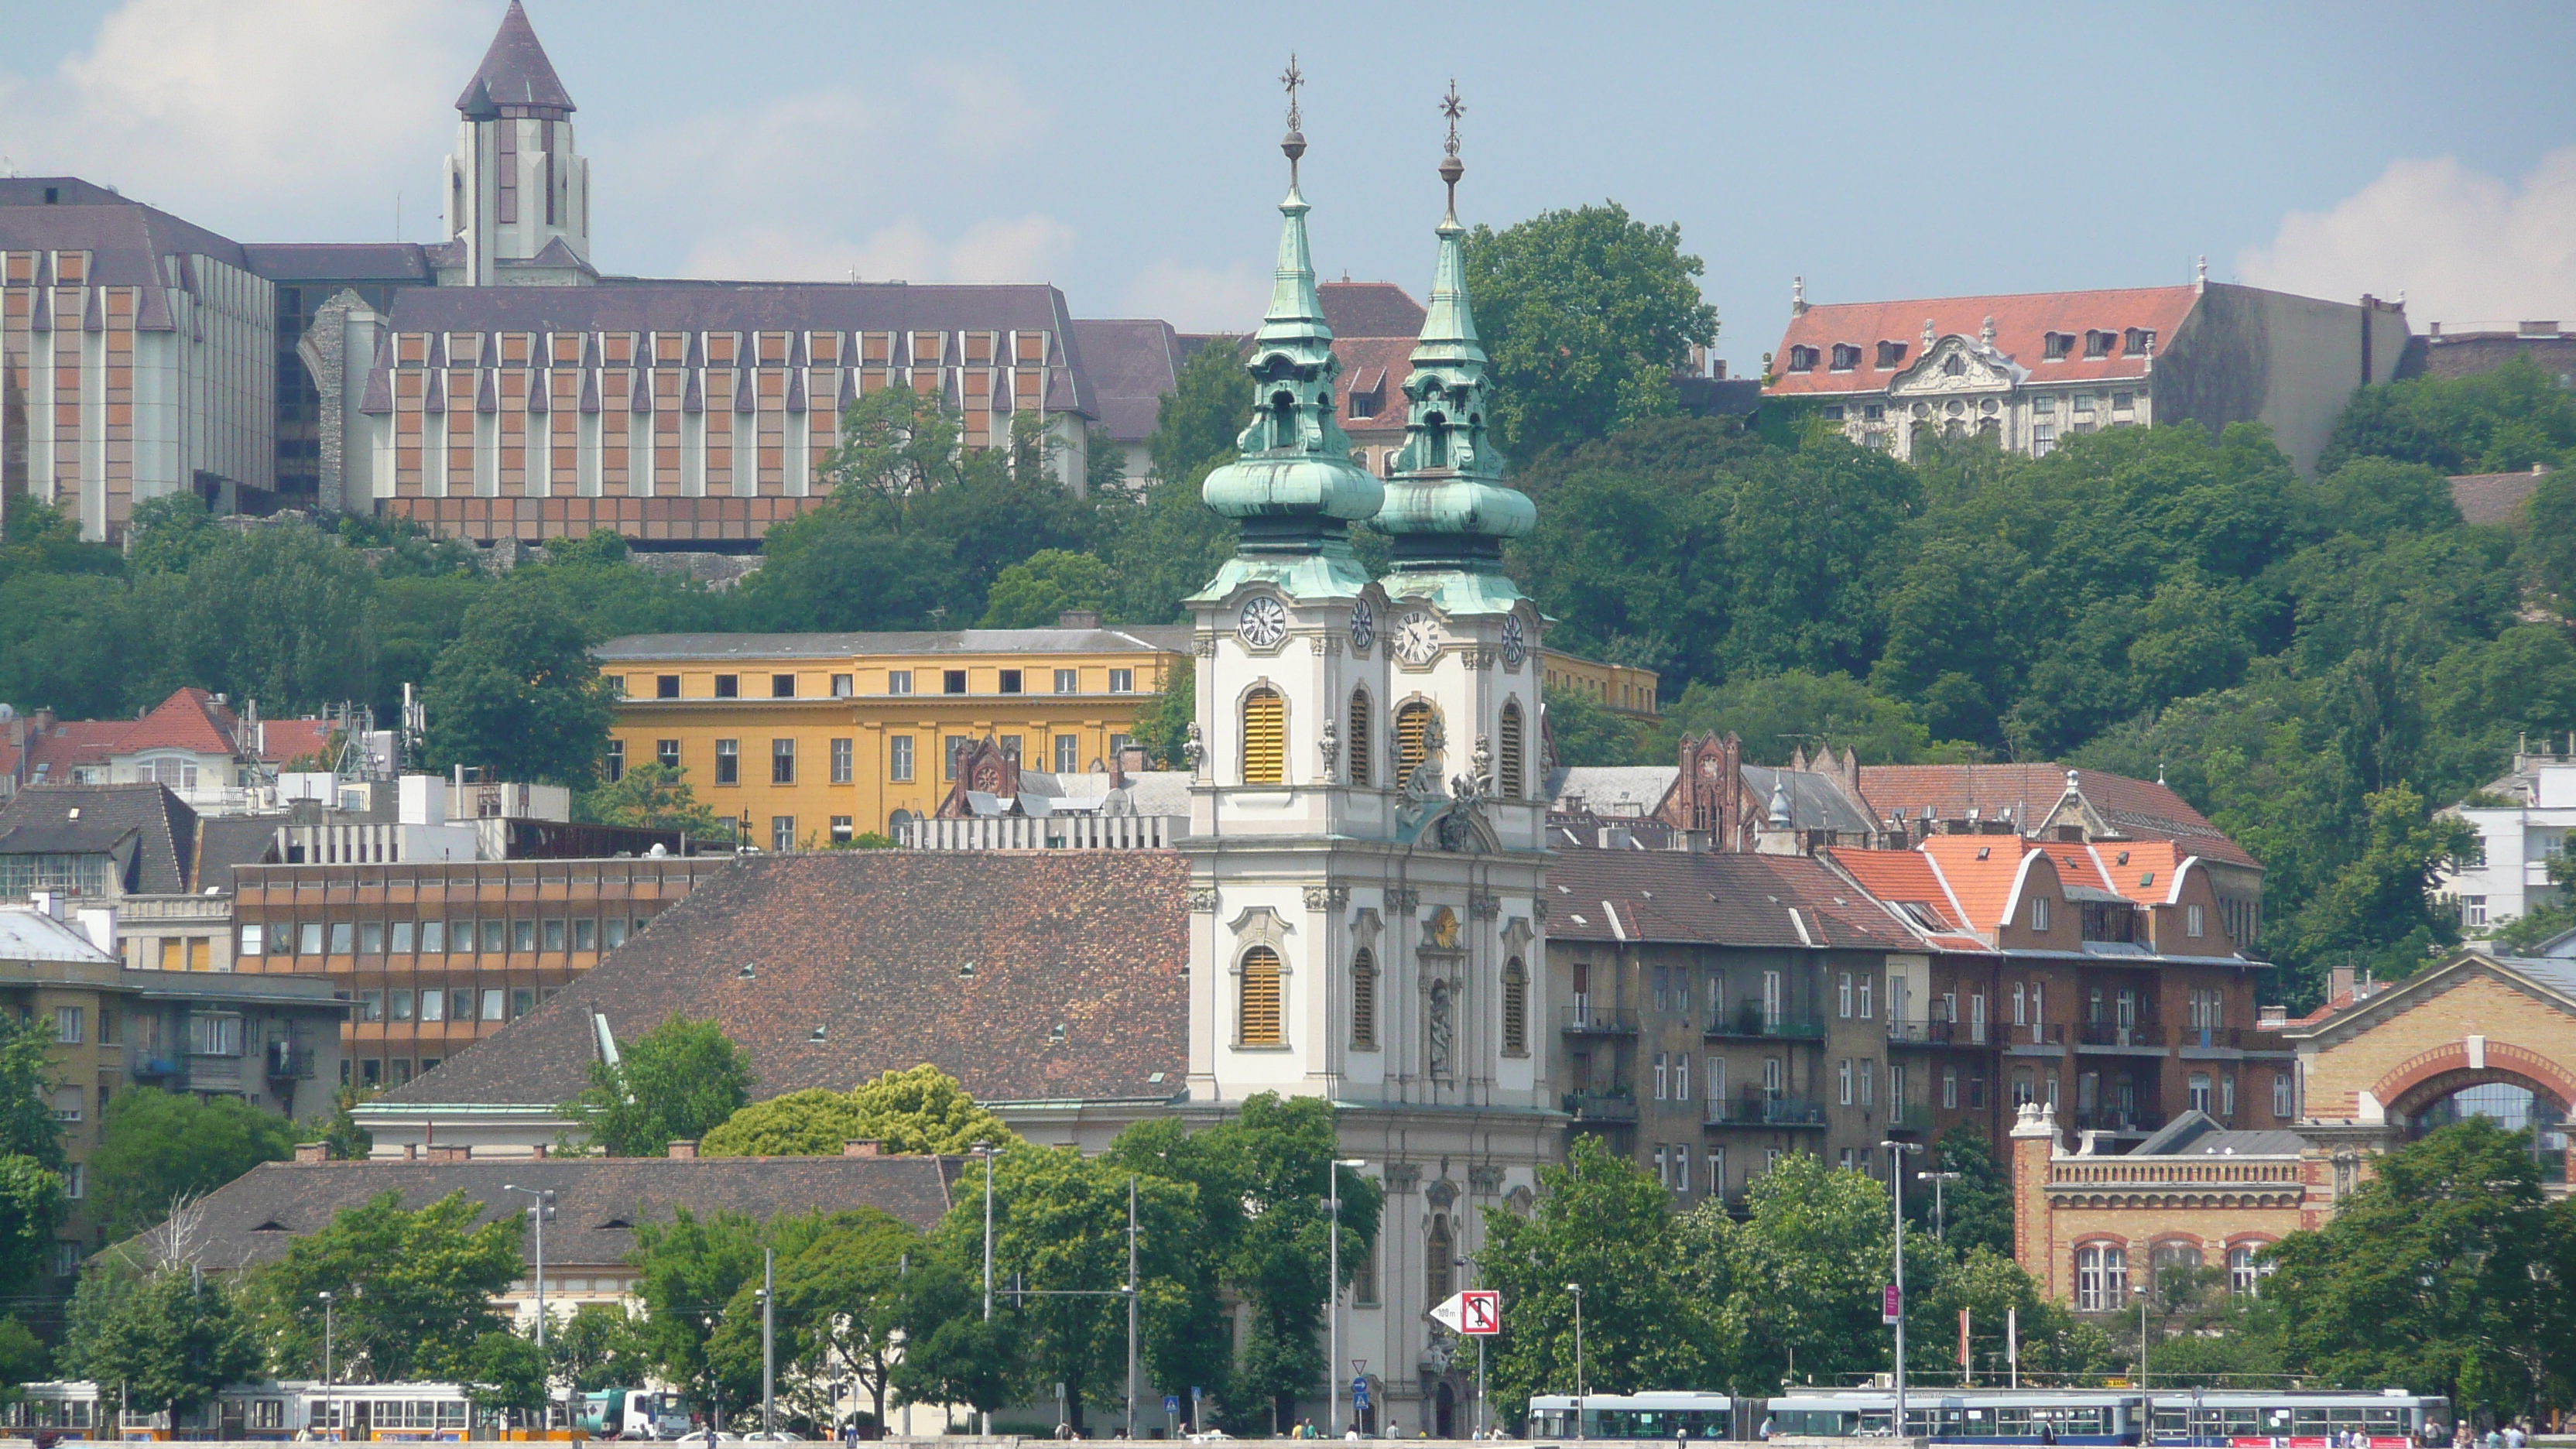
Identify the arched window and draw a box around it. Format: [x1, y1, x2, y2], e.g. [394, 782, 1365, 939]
[1347, 689, 1373, 787]
[1394, 701, 1435, 784]
[1497, 701, 1526, 800]
[1426, 1214, 1454, 1303]
[1426, 413, 1448, 468]
[1242, 688, 1285, 785]
[2075, 1243, 2126, 1312]
[1270, 392, 1295, 450]
[1238, 946, 1283, 1046]
[2227, 1243, 2269, 1297]
[2150, 1241, 2201, 1294]
[1502, 957, 1528, 1056]
[1351, 948, 1378, 1050]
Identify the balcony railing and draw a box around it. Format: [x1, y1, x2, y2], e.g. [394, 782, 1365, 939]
[1559, 1006, 1640, 1036]
[265, 1041, 316, 1080]
[1886, 1018, 1955, 1046]
[1889, 1104, 1934, 1135]
[2177, 1026, 2291, 1053]
[130, 1055, 180, 1080]
[2071, 1108, 2166, 1134]
[1705, 1010, 1828, 1041]
[1562, 1090, 1638, 1122]
[2078, 1021, 2164, 1049]
[1706, 1094, 1828, 1128]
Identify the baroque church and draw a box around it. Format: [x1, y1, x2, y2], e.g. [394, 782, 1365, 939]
[1174, 81, 1555, 1434]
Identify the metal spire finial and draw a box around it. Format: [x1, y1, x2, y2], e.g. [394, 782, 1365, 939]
[1437, 80, 1465, 219]
[1283, 54, 1303, 132]
[1441, 80, 1464, 157]
[1279, 55, 1307, 187]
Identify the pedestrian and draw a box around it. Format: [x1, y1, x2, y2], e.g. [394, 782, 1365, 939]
[1759, 1416, 1774, 1442]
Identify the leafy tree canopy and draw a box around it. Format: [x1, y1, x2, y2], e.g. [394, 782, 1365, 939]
[90, 1088, 296, 1239]
[701, 1064, 1018, 1159]
[60, 1267, 259, 1426]
[242, 1189, 523, 1383]
[576, 762, 726, 838]
[421, 576, 616, 787]
[561, 1016, 756, 1158]
[1148, 338, 1249, 486]
[1540, 683, 1641, 769]
[2320, 354, 2576, 475]
[1646, 670, 1982, 768]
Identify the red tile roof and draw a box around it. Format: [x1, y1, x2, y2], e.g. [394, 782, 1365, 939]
[1824, 847, 1968, 933]
[1333, 334, 1415, 447]
[1918, 834, 2035, 933]
[260, 719, 336, 767]
[119, 687, 241, 755]
[1766, 286, 2200, 397]
[1855, 764, 2258, 870]
[1318, 280, 1425, 340]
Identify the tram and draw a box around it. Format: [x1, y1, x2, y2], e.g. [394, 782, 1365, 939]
[2144, 1390, 2450, 1447]
[1527, 1392, 1738, 1440]
[1766, 1389, 2140, 1444]
[1526, 1388, 2454, 1446]
[2, 1380, 485, 1440]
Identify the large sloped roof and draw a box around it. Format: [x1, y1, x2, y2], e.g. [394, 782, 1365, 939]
[1767, 286, 2200, 397]
[1546, 848, 1918, 951]
[1317, 281, 1426, 339]
[1857, 764, 2259, 870]
[1067, 319, 1181, 444]
[138, 1153, 957, 1276]
[454, 0, 576, 117]
[0, 784, 198, 896]
[379, 851, 1191, 1112]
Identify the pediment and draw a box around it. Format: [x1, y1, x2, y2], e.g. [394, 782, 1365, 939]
[1889, 336, 2026, 396]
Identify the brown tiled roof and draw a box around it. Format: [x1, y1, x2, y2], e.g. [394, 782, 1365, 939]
[239, 243, 436, 285]
[1855, 764, 2259, 870]
[21, 721, 127, 783]
[1545, 848, 1917, 950]
[1318, 281, 1425, 339]
[0, 196, 251, 332]
[1333, 335, 1415, 447]
[119, 687, 240, 755]
[1768, 286, 2199, 397]
[146, 1153, 959, 1276]
[383, 851, 1190, 1111]
[1824, 848, 1969, 935]
[259, 719, 337, 767]
[2448, 470, 2544, 526]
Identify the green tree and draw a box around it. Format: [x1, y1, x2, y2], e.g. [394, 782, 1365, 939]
[0, 1160, 66, 1297]
[1904, 1125, 2015, 1259]
[124, 494, 225, 575]
[242, 1190, 526, 1382]
[90, 1088, 295, 1239]
[422, 576, 616, 786]
[464, 1327, 551, 1427]
[550, 1303, 654, 1394]
[1481, 1136, 1717, 1414]
[2321, 354, 2576, 474]
[2266, 1119, 2576, 1420]
[576, 762, 725, 838]
[1462, 203, 1718, 460]
[1646, 670, 1979, 768]
[1542, 683, 1643, 769]
[1147, 338, 1249, 485]
[60, 1267, 259, 1429]
[703, 1209, 922, 1433]
[630, 1206, 769, 1415]
[0, 1016, 65, 1172]
[702, 1064, 1018, 1158]
[980, 549, 1112, 629]
[560, 1016, 756, 1157]
[322, 1084, 375, 1163]
[2522, 463, 2576, 611]
[0, 1317, 45, 1400]
[888, 1257, 1016, 1426]
[1705, 1150, 1893, 1390]
[127, 518, 381, 714]
[1103, 457, 1238, 625]
[1131, 655, 1194, 769]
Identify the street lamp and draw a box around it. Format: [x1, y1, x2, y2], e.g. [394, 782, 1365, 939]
[1328, 1159, 1366, 1439]
[1917, 1170, 1962, 1244]
[1564, 1283, 1585, 1441]
[318, 1292, 334, 1389]
[500, 1184, 558, 1348]
[1882, 1141, 1923, 1440]
[2133, 1283, 2154, 1442]
[969, 1141, 998, 1437]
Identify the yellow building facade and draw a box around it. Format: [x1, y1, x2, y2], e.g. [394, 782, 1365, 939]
[597, 623, 1194, 844]
[601, 624, 1663, 844]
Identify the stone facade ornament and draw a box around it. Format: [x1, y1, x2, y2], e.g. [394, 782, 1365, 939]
[1531, 898, 1547, 921]
[1193, 634, 1218, 658]
[1181, 723, 1205, 776]
[1319, 718, 1341, 779]
[1303, 885, 1350, 911]
[1468, 891, 1502, 920]
[1468, 1163, 1505, 1195]
[1424, 1178, 1459, 1210]
[1383, 1163, 1423, 1194]
[1389, 888, 1421, 913]
[1506, 1185, 1536, 1214]
[1187, 887, 1218, 913]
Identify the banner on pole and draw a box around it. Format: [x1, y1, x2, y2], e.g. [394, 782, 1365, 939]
[1882, 1284, 1902, 1324]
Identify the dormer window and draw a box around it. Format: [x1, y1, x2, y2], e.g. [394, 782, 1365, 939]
[2123, 327, 2155, 357]
[1786, 345, 1819, 372]
[1830, 344, 1861, 372]
[2084, 329, 2115, 359]
[1875, 341, 1907, 369]
[2043, 332, 2074, 361]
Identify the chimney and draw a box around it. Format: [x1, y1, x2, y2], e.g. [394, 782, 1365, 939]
[425, 1144, 470, 1164]
[294, 1142, 331, 1165]
[2007, 1103, 2057, 1283]
[667, 1139, 699, 1160]
[2328, 965, 2355, 1004]
[529, 1143, 548, 1160]
[843, 1140, 882, 1158]
[74, 906, 116, 956]
[1057, 608, 1100, 629]
[2258, 1005, 2287, 1029]
[27, 891, 60, 920]
[402, 1143, 419, 1161]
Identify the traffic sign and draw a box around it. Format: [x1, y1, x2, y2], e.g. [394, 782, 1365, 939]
[1882, 1284, 1902, 1324]
[1352, 1382, 1372, 1411]
[1432, 1289, 1502, 1336]
[1164, 1397, 1180, 1416]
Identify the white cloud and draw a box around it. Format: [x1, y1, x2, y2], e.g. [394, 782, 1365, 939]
[2239, 148, 2576, 327]
[680, 213, 1075, 286]
[1116, 258, 1269, 332]
[0, 0, 479, 231]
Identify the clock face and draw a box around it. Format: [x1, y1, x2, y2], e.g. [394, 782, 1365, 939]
[1499, 615, 1528, 669]
[1394, 611, 1444, 666]
[1237, 594, 1289, 650]
[1348, 598, 1375, 653]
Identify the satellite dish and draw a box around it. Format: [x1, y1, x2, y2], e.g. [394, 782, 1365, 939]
[0, 704, 13, 722]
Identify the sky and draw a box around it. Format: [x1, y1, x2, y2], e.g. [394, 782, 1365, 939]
[5, 1, 2575, 373]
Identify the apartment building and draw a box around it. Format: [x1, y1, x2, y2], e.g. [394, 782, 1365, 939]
[2437, 737, 2576, 933]
[0, 899, 344, 1271]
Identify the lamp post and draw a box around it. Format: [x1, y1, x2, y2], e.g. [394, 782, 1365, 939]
[1917, 1170, 1962, 1244]
[1882, 1141, 1922, 1440]
[1328, 1159, 1365, 1438]
[759, 1248, 777, 1439]
[971, 1141, 997, 1437]
[2134, 1282, 2153, 1430]
[1564, 1283, 1585, 1441]
[501, 1184, 558, 1347]
[318, 1291, 334, 1391]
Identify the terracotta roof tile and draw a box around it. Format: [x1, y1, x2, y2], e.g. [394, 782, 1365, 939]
[1317, 281, 1425, 339]
[384, 851, 1190, 1112]
[1917, 834, 2030, 933]
[1824, 848, 1965, 933]
[1855, 764, 2258, 869]
[1767, 286, 2199, 397]
[111, 687, 240, 756]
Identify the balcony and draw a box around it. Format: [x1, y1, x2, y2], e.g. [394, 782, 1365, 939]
[1706, 1094, 1828, 1128]
[130, 1055, 181, 1081]
[1562, 1089, 1638, 1122]
[2176, 1026, 2293, 1056]
[1886, 1018, 1956, 1047]
[1705, 1008, 1828, 1042]
[265, 1041, 316, 1080]
[2077, 1020, 2165, 1050]
[1558, 1006, 1639, 1036]
[2071, 1108, 2165, 1135]
[1888, 1104, 1934, 1136]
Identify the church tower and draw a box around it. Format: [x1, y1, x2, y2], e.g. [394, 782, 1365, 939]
[1180, 70, 1553, 1436]
[443, 1, 594, 286]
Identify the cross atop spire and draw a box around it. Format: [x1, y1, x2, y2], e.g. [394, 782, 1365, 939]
[1438, 81, 1466, 221]
[1279, 54, 1308, 190]
[1283, 54, 1304, 132]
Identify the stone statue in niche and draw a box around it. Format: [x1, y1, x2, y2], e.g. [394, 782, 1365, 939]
[1427, 979, 1454, 1077]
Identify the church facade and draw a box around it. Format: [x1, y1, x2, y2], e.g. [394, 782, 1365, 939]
[1175, 100, 1557, 1436]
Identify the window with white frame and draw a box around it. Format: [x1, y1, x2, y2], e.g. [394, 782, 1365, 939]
[1858, 975, 1872, 1019]
[1942, 1067, 1958, 1109]
[2031, 895, 2052, 931]
[2228, 1243, 2268, 1297]
[1859, 1059, 1874, 1107]
[1838, 1057, 1853, 1105]
[2273, 1072, 2293, 1118]
[2075, 1243, 2126, 1311]
[1838, 972, 1853, 1019]
[2189, 1073, 2213, 1114]
[2186, 903, 2205, 937]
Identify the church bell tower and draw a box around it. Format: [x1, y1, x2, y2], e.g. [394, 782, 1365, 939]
[444, 1, 594, 286]
[1179, 69, 1554, 1436]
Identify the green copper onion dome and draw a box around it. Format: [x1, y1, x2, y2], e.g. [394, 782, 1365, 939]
[1375, 108, 1534, 574]
[1199, 107, 1383, 555]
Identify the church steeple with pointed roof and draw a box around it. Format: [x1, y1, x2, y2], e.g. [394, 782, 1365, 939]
[441, 2, 594, 286]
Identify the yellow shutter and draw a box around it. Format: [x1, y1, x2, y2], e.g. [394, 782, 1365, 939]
[1242, 690, 1286, 784]
[1240, 947, 1283, 1045]
[1395, 703, 1432, 783]
[1351, 949, 1376, 1049]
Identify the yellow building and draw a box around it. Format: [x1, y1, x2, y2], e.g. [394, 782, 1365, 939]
[597, 618, 1193, 845]
[600, 620, 1664, 844]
